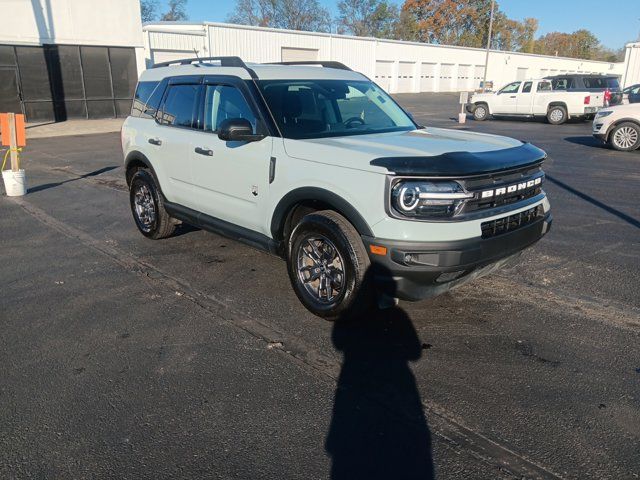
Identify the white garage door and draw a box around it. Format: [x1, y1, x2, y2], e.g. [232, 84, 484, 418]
[474, 65, 485, 89]
[458, 64, 471, 90]
[281, 47, 319, 62]
[396, 62, 414, 93]
[440, 64, 454, 92]
[375, 61, 394, 92]
[420, 63, 436, 92]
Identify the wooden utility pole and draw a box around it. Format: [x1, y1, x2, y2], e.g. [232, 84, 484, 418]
[8, 113, 19, 171]
[482, 0, 496, 92]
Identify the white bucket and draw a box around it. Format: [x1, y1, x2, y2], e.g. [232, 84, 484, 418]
[2, 169, 27, 196]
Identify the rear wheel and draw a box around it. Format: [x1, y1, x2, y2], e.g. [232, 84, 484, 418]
[609, 122, 640, 151]
[547, 105, 567, 125]
[129, 169, 176, 239]
[287, 210, 372, 321]
[473, 103, 488, 121]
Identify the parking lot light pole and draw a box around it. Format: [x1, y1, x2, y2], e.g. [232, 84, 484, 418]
[482, 0, 496, 92]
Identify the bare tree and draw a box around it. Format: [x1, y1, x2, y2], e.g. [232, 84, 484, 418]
[140, 0, 159, 23]
[227, 0, 279, 27]
[161, 0, 189, 22]
[227, 0, 331, 32]
[337, 0, 399, 38]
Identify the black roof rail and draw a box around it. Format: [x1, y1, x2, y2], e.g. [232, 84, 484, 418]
[267, 61, 352, 71]
[152, 56, 247, 69]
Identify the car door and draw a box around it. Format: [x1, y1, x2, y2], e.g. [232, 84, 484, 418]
[516, 81, 534, 114]
[495, 82, 520, 114]
[188, 79, 273, 234]
[149, 78, 202, 210]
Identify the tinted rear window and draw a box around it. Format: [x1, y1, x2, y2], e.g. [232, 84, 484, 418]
[158, 84, 199, 128]
[131, 81, 164, 118]
[583, 77, 621, 90]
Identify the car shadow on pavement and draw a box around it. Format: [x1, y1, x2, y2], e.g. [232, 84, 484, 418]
[326, 279, 434, 479]
[546, 174, 640, 229]
[28, 166, 119, 193]
[564, 136, 608, 148]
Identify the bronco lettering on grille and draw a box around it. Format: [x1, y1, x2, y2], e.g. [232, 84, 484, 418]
[480, 177, 542, 199]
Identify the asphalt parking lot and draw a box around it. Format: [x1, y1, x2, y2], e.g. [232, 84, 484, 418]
[1, 93, 639, 479]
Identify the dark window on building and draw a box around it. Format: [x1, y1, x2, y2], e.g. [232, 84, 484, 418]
[158, 84, 199, 128]
[109, 47, 137, 99]
[15, 46, 51, 102]
[81, 46, 112, 100]
[3, 43, 137, 122]
[0, 45, 16, 66]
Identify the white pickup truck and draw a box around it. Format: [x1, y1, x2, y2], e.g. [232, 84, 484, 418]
[467, 79, 603, 125]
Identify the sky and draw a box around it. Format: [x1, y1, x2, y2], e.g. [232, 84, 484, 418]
[158, 0, 640, 50]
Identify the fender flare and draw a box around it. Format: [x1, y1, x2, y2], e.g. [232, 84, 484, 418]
[270, 187, 374, 240]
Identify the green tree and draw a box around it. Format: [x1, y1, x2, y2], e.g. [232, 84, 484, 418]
[161, 0, 189, 22]
[337, 0, 400, 38]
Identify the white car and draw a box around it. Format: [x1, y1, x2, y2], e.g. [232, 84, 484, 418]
[467, 79, 603, 125]
[593, 103, 640, 151]
[122, 57, 552, 319]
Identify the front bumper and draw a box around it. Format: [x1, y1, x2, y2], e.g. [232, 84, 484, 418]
[362, 211, 552, 301]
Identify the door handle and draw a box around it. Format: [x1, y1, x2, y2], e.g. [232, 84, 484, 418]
[510, 95, 517, 98]
[148, 138, 162, 146]
[195, 147, 213, 156]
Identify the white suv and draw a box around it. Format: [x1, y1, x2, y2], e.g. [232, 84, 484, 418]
[122, 57, 552, 320]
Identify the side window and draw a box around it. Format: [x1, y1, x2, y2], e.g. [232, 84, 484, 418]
[203, 85, 257, 132]
[158, 84, 199, 128]
[522, 82, 532, 93]
[500, 82, 521, 94]
[132, 80, 166, 119]
[537, 81, 552, 92]
[552, 78, 569, 90]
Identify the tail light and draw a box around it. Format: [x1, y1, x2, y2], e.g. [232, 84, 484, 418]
[584, 96, 590, 105]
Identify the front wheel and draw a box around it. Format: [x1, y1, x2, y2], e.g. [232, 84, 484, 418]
[609, 122, 640, 151]
[473, 103, 489, 121]
[129, 169, 176, 239]
[287, 210, 372, 321]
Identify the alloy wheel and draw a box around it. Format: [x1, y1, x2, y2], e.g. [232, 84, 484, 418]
[613, 126, 638, 149]
[296, 235, 346, 304]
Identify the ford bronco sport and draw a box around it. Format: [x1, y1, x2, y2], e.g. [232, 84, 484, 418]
[122, 57, 552, 320]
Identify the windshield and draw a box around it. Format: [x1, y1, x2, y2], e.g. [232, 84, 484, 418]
[257, 79, 416, 139]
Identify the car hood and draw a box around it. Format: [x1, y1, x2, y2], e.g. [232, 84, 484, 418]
[603, 103, 640, 115]
[283, 127, 543, 176]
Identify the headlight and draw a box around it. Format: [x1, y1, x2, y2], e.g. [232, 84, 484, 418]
[596, 110, 613, 118]
[391, 180, 473, 219]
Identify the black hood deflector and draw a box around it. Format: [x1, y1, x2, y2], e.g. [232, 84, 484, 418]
[369, 142, 546, 177]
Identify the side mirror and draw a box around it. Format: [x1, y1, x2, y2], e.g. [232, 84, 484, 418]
[218, 118, 264, 142]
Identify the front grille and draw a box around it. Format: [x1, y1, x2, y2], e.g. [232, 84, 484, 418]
[481, 206, 543, 239]
[461, 163, 544, 214]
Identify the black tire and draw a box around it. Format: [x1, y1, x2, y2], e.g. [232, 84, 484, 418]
[609, 122, 640, 151]
[129, 169, 176, 239]
[287, 210, 372, 321]
[473, 103, 489, 121]
[546, 105, 567, 125]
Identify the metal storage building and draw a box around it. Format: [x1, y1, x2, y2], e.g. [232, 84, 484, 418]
[0, 0, 145, 122]
[143, 22, 625, 94]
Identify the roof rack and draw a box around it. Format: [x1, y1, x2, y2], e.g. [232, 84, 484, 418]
[267, 61, 352, 71]
[152, 56, 248, 69]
